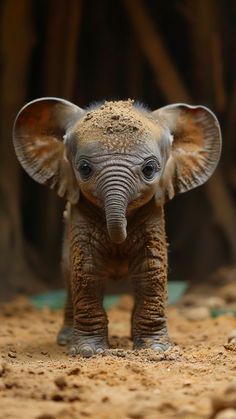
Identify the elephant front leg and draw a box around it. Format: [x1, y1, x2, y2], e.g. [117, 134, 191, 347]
[68, 240, 109, 357]
[131, 236, 172, 352]
[69, 278, 109, 357]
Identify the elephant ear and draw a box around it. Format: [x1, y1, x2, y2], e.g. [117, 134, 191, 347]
[152, 103, 222, 202]
[13, 97, 85, 203]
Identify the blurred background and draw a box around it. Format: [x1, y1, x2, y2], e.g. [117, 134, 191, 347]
[1, 0, 236, 300]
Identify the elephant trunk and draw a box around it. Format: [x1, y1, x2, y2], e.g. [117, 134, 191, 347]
[104, 190, 128, 244]
[97, 165, 136, 244]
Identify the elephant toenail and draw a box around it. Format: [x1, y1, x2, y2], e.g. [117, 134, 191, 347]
[68, 346, 77, 356]
[80, 345, 94, 358]
[152, 345, 165, 352]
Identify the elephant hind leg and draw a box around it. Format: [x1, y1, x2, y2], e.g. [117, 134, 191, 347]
[57, 216, 74, 346]
[57, 285, 74, 345]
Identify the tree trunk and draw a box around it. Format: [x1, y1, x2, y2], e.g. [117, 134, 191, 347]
[0, 0, 45, 298]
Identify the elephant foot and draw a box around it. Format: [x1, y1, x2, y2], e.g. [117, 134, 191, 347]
[57, 326, 74, 346]
[133, 335, 172, 352]
[68, 334, 109, 358]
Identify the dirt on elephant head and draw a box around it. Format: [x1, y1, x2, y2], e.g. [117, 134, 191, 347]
[74, 99, 162, 152]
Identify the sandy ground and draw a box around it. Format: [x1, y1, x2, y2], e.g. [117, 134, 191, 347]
[0, 293, 236, 419]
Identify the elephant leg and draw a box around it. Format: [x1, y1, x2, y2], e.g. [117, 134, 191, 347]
[57, 221, 74, 346]
[67, 231, 109, 358]
[69, 279, 109, 357]
[57, 284, 74, 346]
[130, 225, 172, 352]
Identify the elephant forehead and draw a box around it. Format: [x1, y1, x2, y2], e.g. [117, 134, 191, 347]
[73, 100, 162, 151]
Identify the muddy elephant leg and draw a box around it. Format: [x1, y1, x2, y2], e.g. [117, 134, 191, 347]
[57, 221, 74, 346]
[67, 233, 109, 358]
[130, 225, 172, 351]
[69, 278, 109, 357]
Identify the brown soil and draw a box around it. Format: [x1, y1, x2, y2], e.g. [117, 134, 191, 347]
[77, 99, 160, 152]
[0, 294, 236, 419]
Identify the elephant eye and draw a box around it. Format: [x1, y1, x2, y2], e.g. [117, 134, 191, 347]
[141, 160, 159, 180]
[77, 160, 93, 180]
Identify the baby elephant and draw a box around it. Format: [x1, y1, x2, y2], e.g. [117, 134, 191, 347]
[13, 98, 221, 357]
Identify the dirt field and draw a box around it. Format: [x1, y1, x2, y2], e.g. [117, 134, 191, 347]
[0, 291, 236, 419]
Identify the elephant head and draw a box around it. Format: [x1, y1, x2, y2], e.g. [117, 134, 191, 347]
[13, 98, 221, 244]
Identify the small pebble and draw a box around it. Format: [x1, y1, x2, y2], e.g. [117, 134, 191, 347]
[228, 331, 236, 344]
[148, 354, 166, 362]
[178, 404, 196, 415]
[5, 380, 14, 389]
[67, 390, 80, 402]
[84, 113, 93, 120]
[8, 351, 16, 359]
[67, 367, 80, 376]
[0, 364, 5, 377]
[204, 296, 225, 309]
[182, 380, 192, 387]
[225, 381, 236, 394]
[54, 376, 67, 390]
[51, 392, 64, 401]
[127, 405, 146, 418]
[0, 378, 5, 390]
[111, 349, 126, 358]
[183, 306, 210, 321]
[212, 381, 236, 413]
[214, 408, 236, 419]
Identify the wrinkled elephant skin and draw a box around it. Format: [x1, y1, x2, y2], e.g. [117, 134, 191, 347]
[13, 98, 222, 357]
